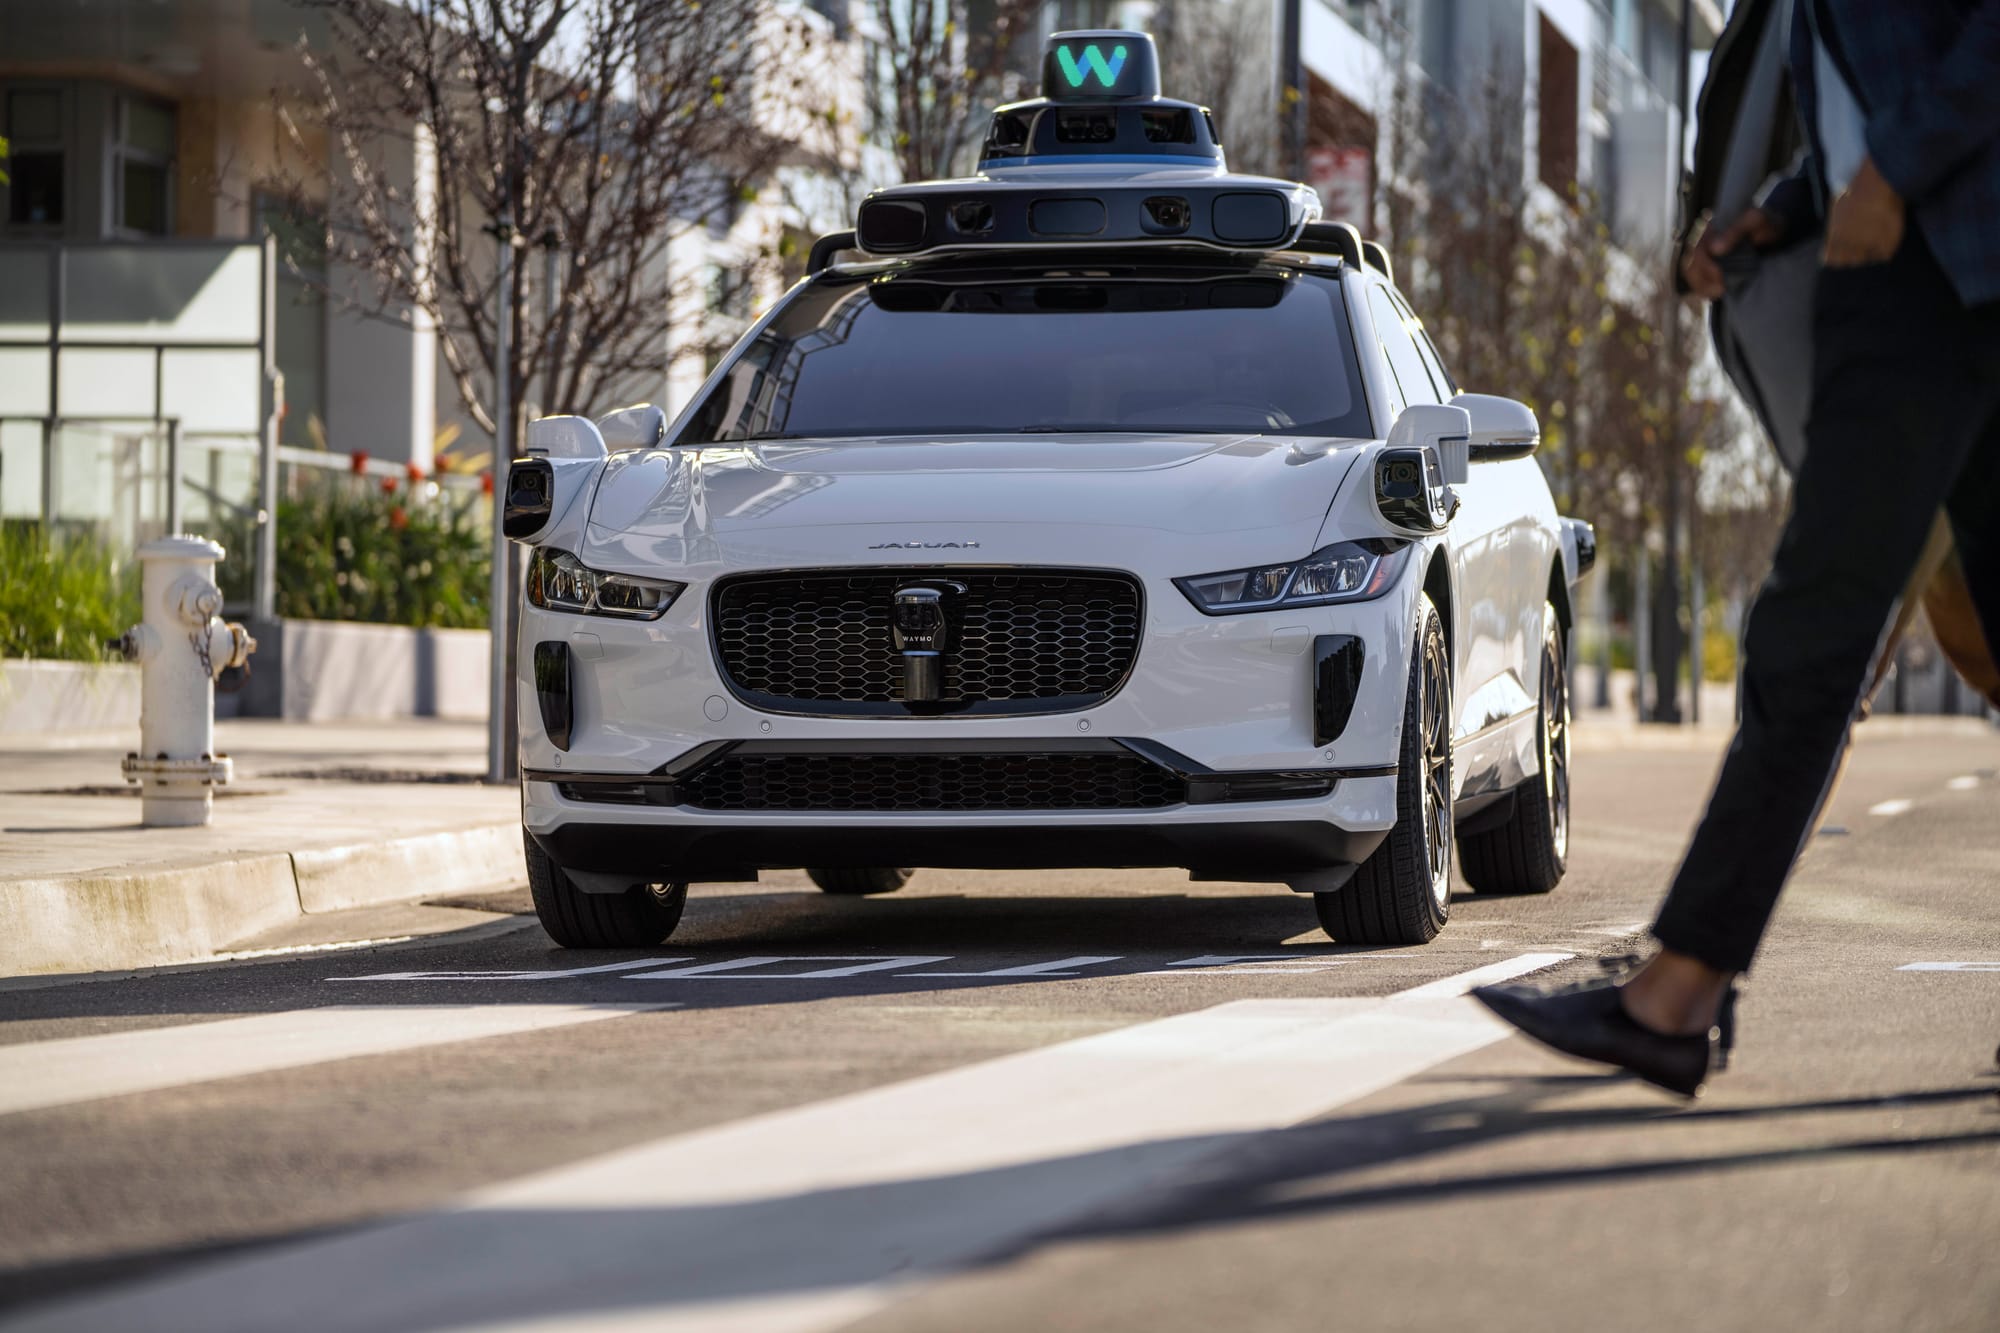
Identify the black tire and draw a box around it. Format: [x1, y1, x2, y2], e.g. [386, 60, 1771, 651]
[525, 836, 687, 948]
[1316, 594, 1452, 946]
[807, 867, 915, 896]
[1459, 602, 1570, 896]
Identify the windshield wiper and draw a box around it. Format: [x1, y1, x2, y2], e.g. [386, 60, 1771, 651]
[1014, 424, 1141, 434]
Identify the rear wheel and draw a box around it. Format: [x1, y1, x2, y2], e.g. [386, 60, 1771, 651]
[807, 867, 915, 896]
[1459, 603, 1569, 896]
[526, 837, 687, 948]
[1316, 595, 1452, 946]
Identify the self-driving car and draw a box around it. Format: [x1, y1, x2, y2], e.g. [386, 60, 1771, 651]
[502, 30, 1596, 950]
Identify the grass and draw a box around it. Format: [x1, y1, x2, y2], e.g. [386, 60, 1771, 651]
[0, 523, 139, 662]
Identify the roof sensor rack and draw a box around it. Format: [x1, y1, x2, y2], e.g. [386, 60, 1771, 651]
[820, 30, 1326, 266]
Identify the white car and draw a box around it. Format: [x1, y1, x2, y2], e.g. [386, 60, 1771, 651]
[503, 30, 1594, 950]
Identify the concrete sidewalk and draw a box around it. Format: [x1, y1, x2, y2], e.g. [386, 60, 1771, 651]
[0, 720, 523, 977]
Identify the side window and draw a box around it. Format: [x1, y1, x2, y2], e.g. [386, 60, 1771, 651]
[1399, 299, 1457, 400]
[1368, 285, 1439, 414]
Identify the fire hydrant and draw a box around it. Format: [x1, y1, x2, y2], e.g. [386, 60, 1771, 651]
[115, 536, 257, 827]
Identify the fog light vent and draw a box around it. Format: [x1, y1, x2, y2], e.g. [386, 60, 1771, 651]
[534, 641, 573, 751]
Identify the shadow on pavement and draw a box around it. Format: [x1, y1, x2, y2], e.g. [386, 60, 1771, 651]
[0, 890, 1448, 1023]
[3, 1083, 1993, 1329]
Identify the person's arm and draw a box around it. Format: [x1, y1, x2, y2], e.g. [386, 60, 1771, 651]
[1864, 1, 2000, 201]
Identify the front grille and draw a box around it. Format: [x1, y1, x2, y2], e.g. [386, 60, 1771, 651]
[711, 569, 1142, 714]
[678, 750, 1184, 812]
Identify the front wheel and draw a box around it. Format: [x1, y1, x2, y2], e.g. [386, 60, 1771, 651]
[526, 837, 687, 948]
[1459, 602, 1570, 896]
[1316, 594, 1453, 946]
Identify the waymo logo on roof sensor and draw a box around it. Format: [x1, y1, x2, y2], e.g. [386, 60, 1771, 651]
[1056, 43, 1128, 90]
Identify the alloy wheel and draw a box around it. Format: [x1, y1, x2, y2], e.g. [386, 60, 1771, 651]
[1543, 636, 1571, 862]
[1421, 623, 1453, 910]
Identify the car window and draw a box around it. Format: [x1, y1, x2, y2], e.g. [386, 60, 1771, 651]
[676, 265, 1374, 443]
[1367, 285, 1439, 413]
[1391, 290, 1457, 398]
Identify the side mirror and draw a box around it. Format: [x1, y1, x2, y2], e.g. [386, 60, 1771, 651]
[1378, 404, 1470, 535]
[596, 403, 668, 450]
[1450, 393, 1540, 461]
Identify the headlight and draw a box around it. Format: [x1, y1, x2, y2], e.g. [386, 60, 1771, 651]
[526, 549, 684, 620]
[1175, 539, 1410, 615]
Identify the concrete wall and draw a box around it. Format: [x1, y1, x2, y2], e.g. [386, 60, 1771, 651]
[0, 659, 141, 734]
[260, 618, 490, 723]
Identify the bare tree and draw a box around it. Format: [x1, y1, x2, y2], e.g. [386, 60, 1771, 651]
[868, 0, 1043, 182]
[1153, 0, 1281, 175]
[295, 0, 827, 458]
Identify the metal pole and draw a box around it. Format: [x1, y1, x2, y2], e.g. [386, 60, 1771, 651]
[166, 418, 183, 536]
[43, 246, 61, 528]
[486, 219, 515, 786]
[255, 233, 280, 623]
[1281, 0, 1306, 181]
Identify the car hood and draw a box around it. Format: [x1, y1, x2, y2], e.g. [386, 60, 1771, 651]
[579, 433, 1368, 574]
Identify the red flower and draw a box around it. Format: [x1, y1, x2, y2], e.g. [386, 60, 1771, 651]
[480, 471, 495, 496]
[406, 461, 426, 484]
[389, 505, 409, 531]
[350, 451, 370, 474]
[380, 475, 398, 494]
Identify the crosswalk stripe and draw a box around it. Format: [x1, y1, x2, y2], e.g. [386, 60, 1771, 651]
[4, 953, 1568, 1333]
[0, 1004, 670, 1118]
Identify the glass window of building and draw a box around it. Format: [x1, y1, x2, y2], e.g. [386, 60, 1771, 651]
[5, 88, 67, 228]
[115, 95, 175, 236]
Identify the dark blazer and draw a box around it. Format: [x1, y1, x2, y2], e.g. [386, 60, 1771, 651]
[1762, 0, 2000, 305]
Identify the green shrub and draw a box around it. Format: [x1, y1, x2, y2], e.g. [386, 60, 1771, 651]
[217, 473, 491, 629]
[0, 523, 139, 662]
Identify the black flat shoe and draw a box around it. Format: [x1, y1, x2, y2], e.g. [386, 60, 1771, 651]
[1585, 954, 1739, 1070]
[1472, 978, 1718, 1098]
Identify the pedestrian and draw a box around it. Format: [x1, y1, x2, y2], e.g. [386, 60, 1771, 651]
[1474, 0, 2000, 1096]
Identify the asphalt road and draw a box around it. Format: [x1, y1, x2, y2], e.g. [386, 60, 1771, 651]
[1, 720, 1996, 1332]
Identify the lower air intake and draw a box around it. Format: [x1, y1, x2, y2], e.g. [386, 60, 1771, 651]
[679, 750, 1185, 812]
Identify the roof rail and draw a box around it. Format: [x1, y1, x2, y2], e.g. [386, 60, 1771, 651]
[807, 230, 858, 275]
[1360, 240, 1394, 282]
[1291, 221, 1362, 267]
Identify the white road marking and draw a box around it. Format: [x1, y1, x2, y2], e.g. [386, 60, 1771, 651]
[1897, 961, 2000, 972]
[325, 953, 1420, 986]
[625, 955, 952, 979]
[1137, 953, 1352, 975]
[0, 1004, 669, 1118]
[6, 953, 1569, 1333]
[905, 955, 1125, 977]
[335, 958, 693, 982]
[1947, 775, 1980, 791]
[1869, 798, 1915, 817]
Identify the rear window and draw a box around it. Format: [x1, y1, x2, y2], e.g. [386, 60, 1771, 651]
[675, 263, 1372, 443]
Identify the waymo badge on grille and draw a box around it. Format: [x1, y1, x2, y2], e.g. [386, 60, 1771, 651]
[892, 583, 964, 703]
[1056, 42, 1128, 89]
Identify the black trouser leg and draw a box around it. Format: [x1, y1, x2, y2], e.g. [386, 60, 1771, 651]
[1653, 234, 2000, 973]
[1945, 417, 2000, 655]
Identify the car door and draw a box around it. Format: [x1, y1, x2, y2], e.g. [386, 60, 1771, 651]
[1366, 285, 1517, 791]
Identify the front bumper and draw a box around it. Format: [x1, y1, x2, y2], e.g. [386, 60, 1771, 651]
[517, 560, 1417, 886]
[523, 736, 1398, 888]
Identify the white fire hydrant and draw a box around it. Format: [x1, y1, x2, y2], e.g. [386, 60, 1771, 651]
[116, 535, 257, 828]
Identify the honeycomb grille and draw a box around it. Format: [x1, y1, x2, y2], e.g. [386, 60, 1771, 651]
[679, 751, 1184, 812]
[711, 570, 1142, 712]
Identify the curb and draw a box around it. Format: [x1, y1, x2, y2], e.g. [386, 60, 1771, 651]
[0, 823, 523, 977]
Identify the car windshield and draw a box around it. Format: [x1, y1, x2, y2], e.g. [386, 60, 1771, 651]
[674, 261, 1372, 443]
